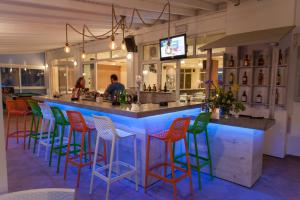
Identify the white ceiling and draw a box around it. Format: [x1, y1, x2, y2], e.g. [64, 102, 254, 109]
[0, 0, 229, 54]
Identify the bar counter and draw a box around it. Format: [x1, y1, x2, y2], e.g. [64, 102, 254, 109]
[33, 95, 274, 188]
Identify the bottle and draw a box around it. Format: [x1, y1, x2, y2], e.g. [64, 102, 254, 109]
[229, 55, 234, 67]
[256, 93, 262, 104]
[275, 88, 279, 105]
[278, 49, 283, 65]
[276, 69, 281, 86]
[242, 72, 248, 85]
[164, 82, 167, 92]
[244, 54, 250, 66]
[228, 86, 233, 96]
[241, 91, 247, 102]
[258, 69, 264, 85]
[229, 72, 234, 85]
[148, 84, 152, 91]
[153, 84, 157, 91]
[143, 83, 147, 91]
[258, 55, 264, 66]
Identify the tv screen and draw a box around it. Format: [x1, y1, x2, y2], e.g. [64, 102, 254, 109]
[160, 34, 187, 61]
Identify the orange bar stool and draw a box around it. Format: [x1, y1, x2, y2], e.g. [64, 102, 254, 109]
[5, 99, 31, 150]
[64, 111, 106, 187]
[145, 117, 192, 200]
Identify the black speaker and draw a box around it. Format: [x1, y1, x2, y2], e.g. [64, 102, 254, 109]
[124, 36, 137, 52]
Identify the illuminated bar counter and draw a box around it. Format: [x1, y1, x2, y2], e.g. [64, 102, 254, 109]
[34, 95, 274, 188]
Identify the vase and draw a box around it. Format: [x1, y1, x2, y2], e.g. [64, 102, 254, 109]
[211, 108, 220, 119]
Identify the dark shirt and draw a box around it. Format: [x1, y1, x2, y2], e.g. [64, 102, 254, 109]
[105, 82, 125, 98]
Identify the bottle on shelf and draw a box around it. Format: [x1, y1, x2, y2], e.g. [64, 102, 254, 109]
[258, 55, 265, 66]
[276, 69, 281, 86]
[164, 82, 167, 92]
[275, 88, 279, 105]
[242, 72, 248, 85]
[143, 83, 147, 91]
[229, 55, 234, 67]
[241, 91, 247, 102]
[153, 84, 157, 91]
[147, 84, 152, 91]
[229, 72, 234, 85]
[258, 69, 264, 85]
[243, 54, 250, 66]
[256, 93, 263, 104]
[278, 49, 283, 65]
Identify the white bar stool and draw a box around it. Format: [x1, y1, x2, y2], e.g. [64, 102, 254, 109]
[90, 115, 138, 200]
[37, 103, 55, 160]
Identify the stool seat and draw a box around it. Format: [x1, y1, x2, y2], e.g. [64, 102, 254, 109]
[148, 130, 169, 140]
[115, 129, 135, 138]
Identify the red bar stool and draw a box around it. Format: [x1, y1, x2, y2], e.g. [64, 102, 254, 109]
[145, 117, 192, 200]
[64, 111, 106, 187]
[5, 99, 31, 150]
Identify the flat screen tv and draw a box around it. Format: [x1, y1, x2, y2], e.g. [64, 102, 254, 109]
[160, 34, 187, 61]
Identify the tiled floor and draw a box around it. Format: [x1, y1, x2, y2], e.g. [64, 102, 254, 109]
[5, 137, 300, 200]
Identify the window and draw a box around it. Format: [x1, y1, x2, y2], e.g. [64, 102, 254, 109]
[1, 68, 19, 87]
[143, 44, 159, 61]
[180, 69, 192, 89]
[161, 63, 176, 91]
[21, 69, 45, 86]
[142, 64, 158, 88]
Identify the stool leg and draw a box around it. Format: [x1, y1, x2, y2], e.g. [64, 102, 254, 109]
[16, 116, 19, 144]
[23, 114, 27, 150]
[116, 139, 120, 175]
[33, 117, 40, 153]
[28, 115, 34, 149]
[6, 113, 11, 150]
[193, 133, 202, 190]
[134, 135, 138, 191]
[144, 135, 151, 193]
[205, 129, 213, 179]
[88, 130, 92, 168]
[164, 141, 168, 177]
[103, 139, 107, 165]
[106, 136, 115, 200]
[64, 128, 73, 181]
[45, 120, 53, 161]
[49, 124, 57, 167]
[76, 132, 85, 187]
[169, 141, 177, 200]
[89, 135, 100, 194]
[37, 118, 44, 157]
[185, 137, 193, 193]
[57, 125, 65, 174]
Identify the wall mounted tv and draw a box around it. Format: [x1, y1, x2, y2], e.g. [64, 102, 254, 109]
[159, 34, 187, 61]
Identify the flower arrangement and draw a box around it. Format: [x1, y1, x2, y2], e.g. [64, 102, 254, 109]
[205, 80, 245, 117]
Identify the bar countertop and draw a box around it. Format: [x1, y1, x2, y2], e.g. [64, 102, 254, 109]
[33, 95, 203, 118]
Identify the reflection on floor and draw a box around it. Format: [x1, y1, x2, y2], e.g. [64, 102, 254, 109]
[6, 137, 300, 200]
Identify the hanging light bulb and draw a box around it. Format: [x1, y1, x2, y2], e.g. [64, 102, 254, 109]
[110, 35, 116, 50]
[127, 53, 132, 60]
[73, 60, 77, 66]
[81, 51, 86, 59]
[45, 64, 48, 69]
[165, 39, 172, 55]
[9, 68, 12, 73]
[64, 43, 70, 53]
[24, 67, 27, 71]
[121, 40, 126, 51]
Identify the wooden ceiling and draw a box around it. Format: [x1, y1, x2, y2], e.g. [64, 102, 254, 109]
[0, 0, 228, 54]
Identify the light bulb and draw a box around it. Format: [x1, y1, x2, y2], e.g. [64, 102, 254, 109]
[181, 60, 185, 64]
[9, 68, 12, 73]
[110, 40, 116, 50]
[64, 43, 70, 53]
[143, 69, 148, 75]
[81, 52, 86, 59]
[121, 40, 126, 51]
[45, 64, 48, 69]
[73, 60, 77, 66]
[24, 68, 27, 71]
[127, 53, 132, 60]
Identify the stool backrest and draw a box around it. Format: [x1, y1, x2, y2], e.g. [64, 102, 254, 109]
[51, 106, 69, 125]
[6, 99, 29, 113]
[38, 103, 53, 120]
[190, 112, 211, 132]
[28, 100, 42, 116]
[66, 111, 89, 132]
[93, 115, 116, 141]
[167, 117, 191, 141]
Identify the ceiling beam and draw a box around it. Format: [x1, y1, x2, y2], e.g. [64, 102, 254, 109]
[169, 0, 217, 11]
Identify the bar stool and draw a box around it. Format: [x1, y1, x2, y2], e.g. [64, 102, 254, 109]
[28, 100, 43, 153]
[49, 106, 71, 173]
[64, 111, 96, 187]
[145, 117, 192, 200]
[5, 99, 31, 150]
[173, 112, 213, 190]
[37, 103, 55, 160]
[90, 115, 138, 200]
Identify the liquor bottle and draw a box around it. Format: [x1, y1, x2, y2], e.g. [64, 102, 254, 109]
[276, 69, 281, 86]
[153, 84, 157, 91]
[164, 82, 167, 92]
[229, 55, 234, 67]
[244, 54, 250, 66]
[143, 83, 147, 91]
[256, 93, 262, 104]
[258, 69, 264, 85]
[278, 49, 283, 65]
[241, 91, 247, 102]
[242, 72, 248, 85]
[275, 88, 279, 105]
[229, 72, 234, 85]
[148, 84, 152, 91]
[258, 55, 265, 66]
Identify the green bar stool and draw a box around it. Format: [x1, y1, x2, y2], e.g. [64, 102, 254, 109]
[28, 100, 44, 153]
[173, 112, 213, 190]
[49, 106, 82, 174]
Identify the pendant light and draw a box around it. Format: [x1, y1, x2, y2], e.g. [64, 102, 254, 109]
[81, 26, 86, 59]
[64, 24, 70, 53]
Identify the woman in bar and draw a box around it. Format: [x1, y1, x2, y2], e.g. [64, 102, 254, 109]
[71, 76, 87, 99]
